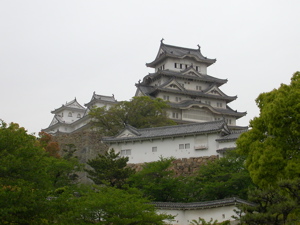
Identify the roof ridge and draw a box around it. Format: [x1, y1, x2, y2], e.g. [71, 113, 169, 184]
[136, 120, 224, 132]
[162, 43, 200, 52]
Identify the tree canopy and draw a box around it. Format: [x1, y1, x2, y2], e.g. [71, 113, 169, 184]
[236, 71, 300, 187]
[129, 153, 253, 203]
[129, 157, 184, 202]
[0, 121, 173, 224]
[74, 186, 174, 225]
[0, 120, 80, 224]
[89, 96, 176, 136]
[191, 150, 254, 201]
[86, 149, 135, 188]
[235, 71, 300, 223]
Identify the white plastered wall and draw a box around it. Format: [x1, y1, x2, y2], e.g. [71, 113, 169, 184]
[158, 205, 237, 225]
[109, 132, 227, 164]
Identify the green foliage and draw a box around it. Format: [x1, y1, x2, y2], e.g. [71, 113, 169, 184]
[129, 157, 185, 202]
[188, 151, 254, 202]
[190, 217, 230, 225]
[75, 186, 174, 225]
[237, 71, 300, 187]
[236, 184, 299, 225]
[129, 153, 253, 203]
[0, 120, 81, 224]
[89, 96, 176, 136]
[86, 149, 135, 188]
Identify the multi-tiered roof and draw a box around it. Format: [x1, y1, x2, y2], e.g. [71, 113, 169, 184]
[135, 41, 246, 125]
[43, 93, 117, 134]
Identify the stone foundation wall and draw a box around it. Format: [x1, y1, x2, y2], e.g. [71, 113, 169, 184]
[51, 131, 219, 181]
[53, 131, 108, 183]
[129, 155, 219, 177]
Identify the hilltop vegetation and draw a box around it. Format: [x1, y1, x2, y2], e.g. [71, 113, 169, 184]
[1, 72, 300, 224]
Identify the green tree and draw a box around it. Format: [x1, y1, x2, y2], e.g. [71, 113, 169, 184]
[0, 121, 81, 224]
[236, 185, 298, 225]
[236, 71, 300, 188]
[85, 149, 135, 188]
[191, 151, 254, 201]
[89, 96, 176, 136]
[71, 186, 174, 225]
[129, 157, 184, 202]
[190, 217, 230, 225]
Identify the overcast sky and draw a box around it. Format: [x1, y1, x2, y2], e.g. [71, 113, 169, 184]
[1, 0, 299, 134]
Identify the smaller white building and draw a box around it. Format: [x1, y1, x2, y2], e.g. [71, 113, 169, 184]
[155, 198, 251, 225]
[42, 93, 117, 134]
[102, 121, 247, 163]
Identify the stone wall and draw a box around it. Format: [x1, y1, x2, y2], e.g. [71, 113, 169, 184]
[129, 155, 219, 177]
[52, 131, 219, 182]
[53, 130, 108, 183]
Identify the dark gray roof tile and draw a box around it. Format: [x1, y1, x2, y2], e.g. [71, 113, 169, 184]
[153, 197, 254, 210]
[102, 120, 227, 143]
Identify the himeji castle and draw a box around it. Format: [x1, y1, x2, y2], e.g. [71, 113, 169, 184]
[135, 40, 246, 125]
[43, 40, 246, 137]
[101, 41, 248, 163]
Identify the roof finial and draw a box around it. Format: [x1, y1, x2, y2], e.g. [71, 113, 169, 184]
[161, 38, 164, 43]
[197, 44, 201, 50]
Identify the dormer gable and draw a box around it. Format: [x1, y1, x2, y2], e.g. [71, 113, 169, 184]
[49, 117, 59, 126]
[157, 48, 165, 58]
[51, 98, 85, 114]
[65, 98, 85, 110]
[163, 79, 185, 91]
[116, 125, 141, 138]
[182, 67, 203, 78]
[204, 85, 226, 97]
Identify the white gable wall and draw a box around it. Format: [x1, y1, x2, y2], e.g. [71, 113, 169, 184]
[158, 205, 237, 225]
[109, 132, 225, 164]
[157, 58, 208, 74]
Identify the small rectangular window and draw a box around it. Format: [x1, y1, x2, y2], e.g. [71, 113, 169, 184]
[163, 95, 169, 101]
[205, 100, 211, 105]
[174, 63, 177, 68]
[179, 144, 184, 149]
[175, 97, 181, 102]
[196, 66, 199, 71]
[121, 149, 131, 156]
[172, 112, 179, 118]
[180, 64, 183, 69]
[152, 147, 157, 152]
[185, 143, 190, 149]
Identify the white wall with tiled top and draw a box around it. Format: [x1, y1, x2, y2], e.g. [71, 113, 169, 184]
[109, 132, 231, 164]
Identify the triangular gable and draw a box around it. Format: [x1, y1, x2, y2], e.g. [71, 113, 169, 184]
[205, 85, 226, 97]
[182, 67, 203, 78]
[49, 116, 60, 126]
[163, 79, 185, 91]
[65, 99, 85, 109]
[116, 125, 139, 138]
[153, 45, 166, 61]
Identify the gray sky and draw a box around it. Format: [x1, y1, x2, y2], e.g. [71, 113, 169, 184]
[1, 0, 299, 134]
